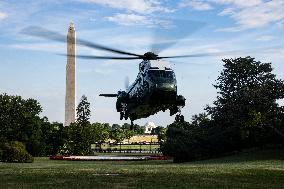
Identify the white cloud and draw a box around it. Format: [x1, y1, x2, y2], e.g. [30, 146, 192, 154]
[179, 0, 284, 31]
[210, 0, 262, 7]
[218, 8, 234, 16]
[276, 19, 284, 28]
[215, 26, 242, 32]
[215, 0, 284, 31]
[0, 11, 7, 20]
[233, 1, 284, 28]
[106, 13, 150, 26]
[256, 35, 276, 41]
[178, 0, 213, 11]
[105, 13, 174, 29]
[179, 0, 261, 11]
[79, 0, 173, 14]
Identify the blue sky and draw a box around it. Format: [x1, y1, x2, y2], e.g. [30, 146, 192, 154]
[0, 0, 284, 126]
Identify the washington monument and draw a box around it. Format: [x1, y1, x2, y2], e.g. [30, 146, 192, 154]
[65, 22, 76, 126]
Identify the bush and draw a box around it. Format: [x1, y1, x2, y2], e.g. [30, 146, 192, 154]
[0, 141, 34, 163]
[161, 121, 211, 162]
[161, 120, 245, 162]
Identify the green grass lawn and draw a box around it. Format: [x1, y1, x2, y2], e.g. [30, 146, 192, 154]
[0, 148, 283, 189]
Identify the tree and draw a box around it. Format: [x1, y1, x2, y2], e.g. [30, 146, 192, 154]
[111, 124, 121, 130]
[111, 128, 126, 143]
[76, 95, 91, 127]
[158, 127, 167, 142]
[91, 123, 110, 143]
[191, 113, 211, 128]
[64, 123, 94, 155]
[40, 120, 65, 155]
[124, 129, 135, 143]
[0, 141, 34, 163]
[132, 124, 145, 135]
[151, 126, 167, 142]
[162, 57, 284, 162]
[0, 93, 45, 156]
[161, 120, 210, 162]
[207, 57, 284, 146]
[121, 123, 131, 130]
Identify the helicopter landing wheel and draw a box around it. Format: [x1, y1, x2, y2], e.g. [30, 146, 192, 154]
[175, 114, 180, 122]
[180, 115, 184, 122]
[124, 112, 129, 120]
[120, 112, 124, 120]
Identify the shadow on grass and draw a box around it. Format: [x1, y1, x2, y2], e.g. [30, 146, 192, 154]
[188, 147, 284, 165]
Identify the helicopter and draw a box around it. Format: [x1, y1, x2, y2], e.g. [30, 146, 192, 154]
[99, 52, 186, 125]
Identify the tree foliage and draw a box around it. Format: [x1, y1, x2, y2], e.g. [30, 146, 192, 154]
[0, 94, 42, 141]
[151, 126, 167, 142]
[76, 95, 91, 127]
[207, 57, 284, 145]
[161, 116, 212, 162]
[162, 57, 284, 162]
[91, 123, 110, 143]
[62, 95, 93, 155]
[110, 128, 126, 143]
[64, 123, 94, 155]
[0, 93, 149, 158]
[40, 120, 65, 155]
[0, 141, 33, 163]
[0, 93, 46, 156]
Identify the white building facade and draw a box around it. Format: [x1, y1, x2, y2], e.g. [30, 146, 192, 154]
[144, 122, 157, 134]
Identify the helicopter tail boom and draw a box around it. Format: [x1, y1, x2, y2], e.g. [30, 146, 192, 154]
[99, 94, 118, 97]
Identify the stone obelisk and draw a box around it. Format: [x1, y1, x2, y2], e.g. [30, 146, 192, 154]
[65, 22, 76, 126]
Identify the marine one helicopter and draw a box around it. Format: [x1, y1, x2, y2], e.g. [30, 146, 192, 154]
[99, 52, 186, 125]
[76, 50, 189, 126]
[22, 26, 228, 127]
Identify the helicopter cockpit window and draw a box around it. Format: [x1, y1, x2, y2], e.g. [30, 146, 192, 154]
[148, 70, 174, 79]
[149, 70, 160, 77]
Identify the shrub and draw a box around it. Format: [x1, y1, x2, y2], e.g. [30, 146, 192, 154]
[0, 141, 34, 163]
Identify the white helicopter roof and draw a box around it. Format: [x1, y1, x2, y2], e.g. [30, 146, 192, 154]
[149, 60, 171, 70]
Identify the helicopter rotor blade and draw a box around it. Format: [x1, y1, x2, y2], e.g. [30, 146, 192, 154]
[150, 18, 206, 54]
[21, 26, 143, 57]
[157, 48, 275, 59]
[157, 52, 227, 59]
[58, 53, 143, 60]
[99, 94, 118, 97]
